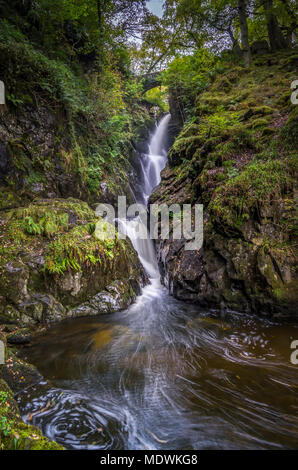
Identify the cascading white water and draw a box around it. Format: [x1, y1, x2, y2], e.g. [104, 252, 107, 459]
[142, 114, 171, 202]
[118, 217, 159, 279]
[118, 114, 171, 281]
[146, 114, 171, 196]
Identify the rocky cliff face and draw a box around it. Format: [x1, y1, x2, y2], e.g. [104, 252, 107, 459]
[0, 100, 156, 211]
[150, 51, 298, 318]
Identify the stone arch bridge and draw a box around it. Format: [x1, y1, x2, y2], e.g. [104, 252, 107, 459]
[139, 72, 163, 93]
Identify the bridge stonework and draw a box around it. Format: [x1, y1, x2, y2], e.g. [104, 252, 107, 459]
[141, 72, 162, 93]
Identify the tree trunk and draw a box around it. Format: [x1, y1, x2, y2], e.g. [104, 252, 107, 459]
[238, 0, 251, 67]
[227, 25, 242, 57]
[264, 0, 287, 50]
[97, 0, 104, 37]
[97, 0, 106, 67]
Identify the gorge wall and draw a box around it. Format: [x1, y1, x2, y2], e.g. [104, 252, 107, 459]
[151, 51, 298, 318]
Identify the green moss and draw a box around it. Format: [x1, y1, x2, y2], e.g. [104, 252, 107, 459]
[8, 141, 33, 173]
[273, 281, 298, 304]
[169, 135, 204, 165]
[276, 90, 292, 110]
[249, 117, 271, 129]
[252, 105, 275, 116]
[0, 198, 99, 274]
[12, 199, 94, 237]
[0, 187, 21, 210]
[279, 107, 298, 150]
[213, 76, 233, 92]
[0, 199, 119, 276]
[209, 156, 296, 227]
[261, 127, 275, 136]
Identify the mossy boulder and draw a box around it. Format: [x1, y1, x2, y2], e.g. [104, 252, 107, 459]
[0, 198, 147, 325]
[69, 279, 142, 316]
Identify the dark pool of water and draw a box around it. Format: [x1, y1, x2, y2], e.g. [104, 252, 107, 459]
[17, 280, 298, 450]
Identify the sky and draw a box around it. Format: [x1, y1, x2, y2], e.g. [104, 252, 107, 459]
[147, 0, 164, 18]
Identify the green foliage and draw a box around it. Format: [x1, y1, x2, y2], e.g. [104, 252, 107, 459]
[124, 78, 144, 105]
[143, 86, 169, 111]
[164, 49, 297, 247]
[198, 108, 240, 138]
[0, 392, 8, 405]
[210, 157, 295, 227]
[12, 200, 94, 239]
[162, 50, 219, 120]
[0, 416, 12, 437]
[0, 17, 152, 199]
[0, 199, 97, 272]
[44, 225, 117, 274]
[0, 21, 90, 115]
[0, 390, 12, 439]
[159, 0, 296, 59]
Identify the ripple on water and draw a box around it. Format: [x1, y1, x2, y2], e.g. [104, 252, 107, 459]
[17, 309, 298, 450]
[18, 384, 128, 450]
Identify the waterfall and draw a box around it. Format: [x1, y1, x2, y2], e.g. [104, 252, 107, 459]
[118, 217, 159, 279]
[142, 114, 171, 203]
[118, 114, 171, 280]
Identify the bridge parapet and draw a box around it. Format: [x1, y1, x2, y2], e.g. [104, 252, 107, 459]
[139, 71, 163, 93]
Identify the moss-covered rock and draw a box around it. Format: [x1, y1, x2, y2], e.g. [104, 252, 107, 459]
[0, 198, 147, 325]
[279, 107, 298, 150]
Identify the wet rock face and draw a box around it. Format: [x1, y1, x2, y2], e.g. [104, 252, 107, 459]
[152, 163, 297, 318]
[0, 104, 93, 203]
[0, 143, 11, 179]
[0, 198, 148, 326]
[154, 211, 297, 318]
[69, 279, 141, 317]
[0, 101, 152, 210]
